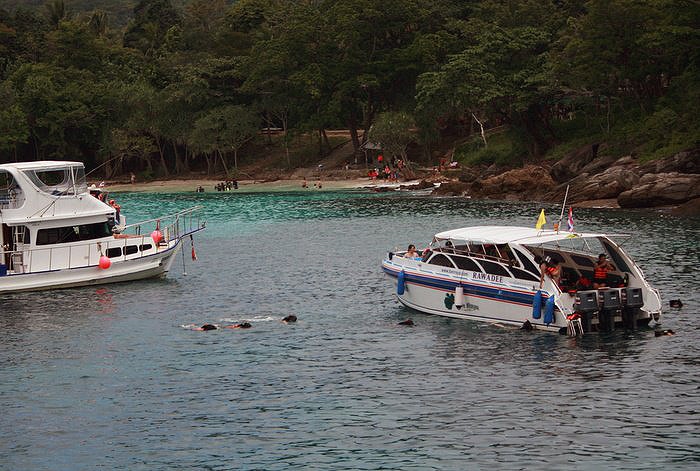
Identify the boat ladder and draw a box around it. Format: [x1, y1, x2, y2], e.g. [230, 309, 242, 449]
[566, 313, 584, 337]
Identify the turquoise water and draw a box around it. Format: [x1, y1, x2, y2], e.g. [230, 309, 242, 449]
[1, 190, 698, 470]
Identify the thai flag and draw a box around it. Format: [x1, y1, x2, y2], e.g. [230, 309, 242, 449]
[567, 206, 574, 232]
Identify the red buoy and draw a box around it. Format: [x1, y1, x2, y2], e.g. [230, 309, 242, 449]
[98, 255, 111, 269]
[151, 230, 163, 245]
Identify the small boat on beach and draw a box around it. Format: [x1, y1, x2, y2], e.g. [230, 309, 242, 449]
[382, 225, 662, 334]
[0, 161, 205, 293]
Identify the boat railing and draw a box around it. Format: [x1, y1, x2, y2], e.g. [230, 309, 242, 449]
[121, 206, 204, 243]
[0, 206, 205, 275]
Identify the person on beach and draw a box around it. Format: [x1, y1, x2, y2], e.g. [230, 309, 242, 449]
[593, 253, 614, 288]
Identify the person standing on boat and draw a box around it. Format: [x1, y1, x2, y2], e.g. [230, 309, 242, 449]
[540, 256, 561, 288]
[593, 253, 614, 288]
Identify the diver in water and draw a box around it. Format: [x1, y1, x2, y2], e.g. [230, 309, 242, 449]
[225, 322, 252, 329]
[282, 315, 297, 323]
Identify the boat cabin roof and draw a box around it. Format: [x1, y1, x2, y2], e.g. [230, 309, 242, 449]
[434, 225, 616, 245]
[0, 160, 84, 171]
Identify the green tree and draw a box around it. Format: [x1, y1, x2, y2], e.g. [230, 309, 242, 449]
[0, 82, 29, 156]
[368, 111, 415, 165]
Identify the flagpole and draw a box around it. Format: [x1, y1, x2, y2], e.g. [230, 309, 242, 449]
[557, 185, 570, 234]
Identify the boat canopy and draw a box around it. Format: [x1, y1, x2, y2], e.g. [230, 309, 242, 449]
[433, 226, 625, 245]
[0, 161, 88, 196]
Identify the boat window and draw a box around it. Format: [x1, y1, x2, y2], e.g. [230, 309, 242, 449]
[513, 248, 539, 275]
[509, 267, 540, 282]
[601, 239, 631, 273]
[36, 222, 113, 245]
[23, 165, 87, 196]
[106, 247, 122, 258]
[452, 255, 482, 272]
[478, 259, 512, 277]
[543, 251, 565, 263]
[428, 253, 456, 268]
[570, 254, 594, 267]
[139, 244, 153, 252]
[124, 245, 138, 255]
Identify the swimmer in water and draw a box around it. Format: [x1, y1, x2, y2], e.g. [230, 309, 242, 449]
[196, 324, 218, 331]
[655, 329, 675, 337]
[282, 315, 297, 323]
[398, 319, 414, 326]
[225, 322, 252, 329]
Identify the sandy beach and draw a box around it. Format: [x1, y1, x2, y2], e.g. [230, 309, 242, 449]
[105, 177, 377, 193]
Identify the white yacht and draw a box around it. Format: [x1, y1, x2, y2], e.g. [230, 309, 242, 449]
[0, 161, 204, 292]
[382, 226, 662, 334]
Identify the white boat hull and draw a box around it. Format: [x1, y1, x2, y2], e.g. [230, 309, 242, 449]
[0, 240, 183, 293]
[383, 261, 565, 332]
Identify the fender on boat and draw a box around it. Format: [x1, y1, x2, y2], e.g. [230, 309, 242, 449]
[455, 286, 464, 308]
[532, 290, 542, 319]
[397, 270, 406, 295]
[544, 296, 555, 324]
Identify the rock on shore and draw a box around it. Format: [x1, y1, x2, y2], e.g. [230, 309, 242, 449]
[429, 146, 699, 210]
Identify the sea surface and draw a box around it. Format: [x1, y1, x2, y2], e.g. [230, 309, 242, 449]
[1, 190, 698, 470]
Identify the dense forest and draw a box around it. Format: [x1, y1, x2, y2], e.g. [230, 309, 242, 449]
[0, 0, 698, 179]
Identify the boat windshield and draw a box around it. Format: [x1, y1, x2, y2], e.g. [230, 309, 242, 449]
[22, 165, 87, 196]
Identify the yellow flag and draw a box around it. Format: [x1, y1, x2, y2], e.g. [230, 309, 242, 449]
[535, 209, 546, 230]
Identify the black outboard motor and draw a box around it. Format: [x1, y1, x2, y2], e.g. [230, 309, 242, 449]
[573, 290, 598, 333]
[598, 289, 621, 332]
[621, 287, 644, 330]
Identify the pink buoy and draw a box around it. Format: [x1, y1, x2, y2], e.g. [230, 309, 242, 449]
[98, 255, 111, 269]
[151, 230, 163, 245]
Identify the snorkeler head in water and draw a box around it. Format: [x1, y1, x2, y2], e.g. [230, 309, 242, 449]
[225, 322, 252, 329]
[282, 315, 297, 323]
[198, 324, 217, 331]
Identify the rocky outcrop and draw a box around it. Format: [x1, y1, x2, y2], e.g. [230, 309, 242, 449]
[565, 157, 641, 202]
[432, 181, 471, 196]
[617, 172, 700, 208]
[550, 143, 604, 182]
[670, 197, 700, 216]
[477, 165, 556, 200]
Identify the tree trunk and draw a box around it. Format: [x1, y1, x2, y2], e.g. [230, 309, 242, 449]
[349, 124, 360, 164]
[322, 129, 331, 155]
[218, 149, 230, 176]
[233, 148, 238, 169]
[155, 136, 169, 177]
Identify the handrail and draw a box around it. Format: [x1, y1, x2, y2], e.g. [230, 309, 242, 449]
[122, 206, 203, 231]
[1, 206, 204, 274]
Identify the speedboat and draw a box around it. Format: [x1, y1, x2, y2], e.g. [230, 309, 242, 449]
[382, 226, 662, 334]
[0, 161, 205, 293]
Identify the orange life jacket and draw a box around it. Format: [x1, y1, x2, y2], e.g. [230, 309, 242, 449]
[594, 266, 607, 279]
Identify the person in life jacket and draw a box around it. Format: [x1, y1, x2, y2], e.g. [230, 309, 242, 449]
[540, 256, 561, 288]
[593, 253, 614, 289]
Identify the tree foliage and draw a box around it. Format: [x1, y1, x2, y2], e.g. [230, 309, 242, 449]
[0, 0, 695, 175]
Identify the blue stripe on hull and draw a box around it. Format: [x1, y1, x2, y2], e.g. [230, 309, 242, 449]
[382, 264, 545, 307]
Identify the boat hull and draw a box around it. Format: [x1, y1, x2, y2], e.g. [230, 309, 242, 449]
[0, 240, 182, 293]
[383, 262, 564, 332]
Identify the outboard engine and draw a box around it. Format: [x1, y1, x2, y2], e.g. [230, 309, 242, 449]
[621, 287, 644, 330]
[597, 289, 621, 332]
[573, 290, 598, 333]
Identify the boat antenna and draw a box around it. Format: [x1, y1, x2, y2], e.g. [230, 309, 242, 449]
[557, 185, 570, 234]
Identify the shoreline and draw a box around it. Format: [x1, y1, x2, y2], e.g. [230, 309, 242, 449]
[103, 178, 698, 212]
[106, 177, 373, 193]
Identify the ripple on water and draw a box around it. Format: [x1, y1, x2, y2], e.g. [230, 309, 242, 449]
[1, 192, 699, 470]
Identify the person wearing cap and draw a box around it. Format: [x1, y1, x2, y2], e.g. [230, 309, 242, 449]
[539, 256, 561, 288]
[593, 253, 614, 289]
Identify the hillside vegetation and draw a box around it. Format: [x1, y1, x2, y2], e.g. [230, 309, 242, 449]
[0, 0, 697, 179]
